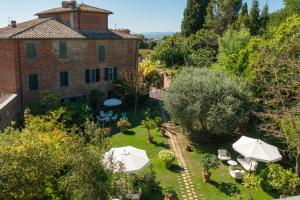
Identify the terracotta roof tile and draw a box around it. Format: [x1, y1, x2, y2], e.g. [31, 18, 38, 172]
[36, 3, 113, 15]
[0, 18, 48, 39]
[0, 18, 139, 40]
[13, 19, 84, 39]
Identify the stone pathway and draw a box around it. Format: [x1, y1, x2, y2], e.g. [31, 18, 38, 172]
[159, 102, 200, 200]
[164, 123, 199, 200]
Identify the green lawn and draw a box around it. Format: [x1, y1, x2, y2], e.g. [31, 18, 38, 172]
[109, 101, 182, 199]
[108, 101, 276, 200]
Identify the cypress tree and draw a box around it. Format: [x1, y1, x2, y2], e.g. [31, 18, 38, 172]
[248, 0, 260, 35]
[260, 4, 270, 31]
[241, 2, 248, 17]
[204, 0, 242, 34]
[181, 0, 209, 37]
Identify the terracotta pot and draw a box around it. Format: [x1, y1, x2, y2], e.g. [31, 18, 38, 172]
[186, 145, 192, 152]
[148, 136, 154, 143]
[280, 194, 287, 199]
[164, 196, 179, 200]
[203, 171, 211, 182]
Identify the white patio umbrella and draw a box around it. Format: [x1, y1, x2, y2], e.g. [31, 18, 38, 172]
[103, 146, 150, 173]
[104, 98, 122, 107]
[232, 136, 282, 162]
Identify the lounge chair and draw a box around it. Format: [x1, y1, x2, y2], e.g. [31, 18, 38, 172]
[237, 157, 258, 172]
[218, 149, 231, 161]
[229, 167, 245, 180]
[100, 111, 106, 118]
[111, 114, 118, 122]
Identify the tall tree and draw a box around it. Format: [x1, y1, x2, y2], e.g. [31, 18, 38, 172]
[241, 2, 248, 17]
[181, 0, 210, 36]
[260, 4, 270, 32]
[248, 0, 260, 35]
[205, 0, 243, 34]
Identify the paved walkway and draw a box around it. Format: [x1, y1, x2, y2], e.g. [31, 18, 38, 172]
[162, 123, 199, 200]
[159, 102, 200, 200]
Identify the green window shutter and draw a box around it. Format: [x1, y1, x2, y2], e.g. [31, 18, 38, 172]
[60, 71, 68, 87]
[104, 68, 109, 81]
[59, 42, 67, 58]
[85, 70, 90, 83]
[27, 43, 37, 60]
[29, 74, 38, 91]
[98, 45, 106, 63]
[113, 67, 118, 80]
[96, 69, 100, 82]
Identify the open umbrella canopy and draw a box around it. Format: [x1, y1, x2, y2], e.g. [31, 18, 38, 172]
[104, 98, 122, 107]
[103, 146, 150, 173]
[233, 136, 282, 162]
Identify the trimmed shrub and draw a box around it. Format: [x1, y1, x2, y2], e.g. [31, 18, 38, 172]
[158, 150, 176, 169]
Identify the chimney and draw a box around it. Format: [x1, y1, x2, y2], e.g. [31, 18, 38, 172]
[11, 20, 17, 28]
[118, 29, 131, 35]
[61, 1, 77, 9]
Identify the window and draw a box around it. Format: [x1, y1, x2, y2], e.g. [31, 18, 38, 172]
[29, 74, 38, 91]
[60, 71, 69, 87]
[59, 42, 67, 58]
[27, 43, 37, 60]
[105, 67, 117, 81]
[85, 69, 100, 83]
[98, 45, 106, 63]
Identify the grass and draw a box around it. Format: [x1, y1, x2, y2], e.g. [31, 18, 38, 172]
[109, 101, 181, 199]
[176, 132, 274, 200]
[108, 101, 276, 200]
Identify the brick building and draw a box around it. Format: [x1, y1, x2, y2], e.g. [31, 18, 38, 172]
[0, 0, 139, 109]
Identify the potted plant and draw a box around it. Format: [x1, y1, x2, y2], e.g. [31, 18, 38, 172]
[101, 127, 111, 137]
[199, 153, 220, 182]
[141, 117, 156, 143]
[186, 145, 192, 152]
[158, 150, 176, 169]
[154, 116, 163, 130]
[117, 118, 132, 133]
[163, 186, 178, 200]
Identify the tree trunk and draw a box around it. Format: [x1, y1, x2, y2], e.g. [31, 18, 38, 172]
[134, 96, 138, 115]
[296, 145, 300, 177]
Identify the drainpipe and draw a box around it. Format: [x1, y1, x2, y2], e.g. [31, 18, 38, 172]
[17, 41, 24, 117]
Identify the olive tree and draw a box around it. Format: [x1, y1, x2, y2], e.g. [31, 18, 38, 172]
[164, 68, 252, 136]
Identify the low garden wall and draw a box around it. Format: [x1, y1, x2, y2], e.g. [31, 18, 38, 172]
[0, 94, 21, 131]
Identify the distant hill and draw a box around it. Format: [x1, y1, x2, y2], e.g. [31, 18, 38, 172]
[139, 32, 176, 40]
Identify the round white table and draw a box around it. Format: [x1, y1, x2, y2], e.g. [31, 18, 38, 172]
[227, 160, 238, 166]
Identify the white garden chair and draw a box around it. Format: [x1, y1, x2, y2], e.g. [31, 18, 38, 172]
[218, 149, 231, 161]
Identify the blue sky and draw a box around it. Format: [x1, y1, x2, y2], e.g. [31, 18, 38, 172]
[0, 0, 284, 33]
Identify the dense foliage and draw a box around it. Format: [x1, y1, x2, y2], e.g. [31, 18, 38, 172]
[262, 164, 300, 196]
[0, 110, 117, 200]
[164, 68, 252, 136]
[181, 0, 209, 36]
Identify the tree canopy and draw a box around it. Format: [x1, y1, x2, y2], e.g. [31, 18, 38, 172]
[164, 68, 252, 136]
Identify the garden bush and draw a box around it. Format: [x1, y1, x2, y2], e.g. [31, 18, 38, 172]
[131, 168, 160, 200]
[164, 68, 252, 136]
[261, 163, 300, 196]
[158, 150, 176, 169]
[89, 89, 104, 110]
[117, 118, 132, 133]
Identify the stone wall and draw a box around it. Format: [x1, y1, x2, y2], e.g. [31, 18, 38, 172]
[0, 94, 21, 131]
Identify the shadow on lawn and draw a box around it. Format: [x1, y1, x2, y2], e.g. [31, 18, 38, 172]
[209, 181, 241, 197]
[169, 164, 184, 173]
[152, 141, 170, 149]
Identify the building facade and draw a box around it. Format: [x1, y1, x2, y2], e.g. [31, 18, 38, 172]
[0, 1, 139, 107]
